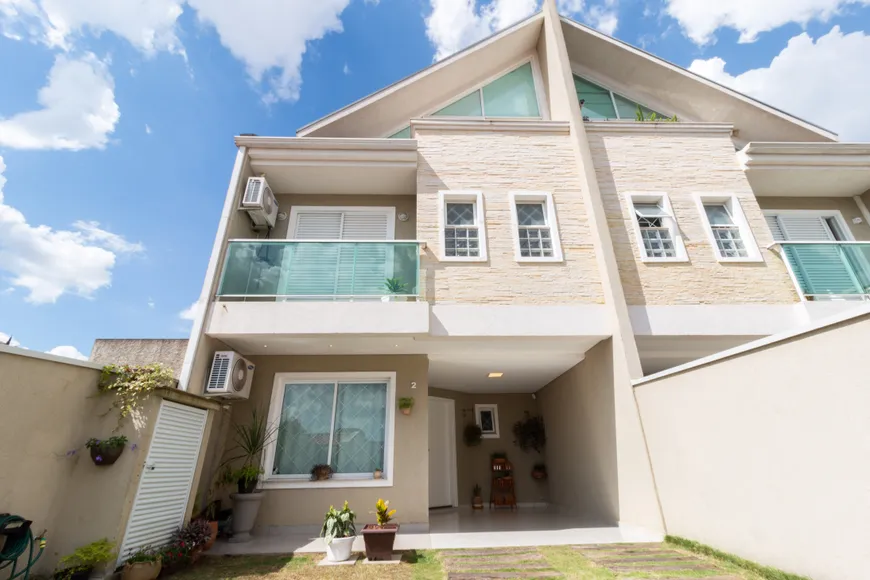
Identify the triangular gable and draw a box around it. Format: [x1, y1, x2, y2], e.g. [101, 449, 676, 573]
[560, 16, 836, 142]
[297, 12, 545, 139]
[572, 74, 666, 121]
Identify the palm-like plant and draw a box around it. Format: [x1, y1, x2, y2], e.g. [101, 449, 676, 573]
[220, 409, 277, 493]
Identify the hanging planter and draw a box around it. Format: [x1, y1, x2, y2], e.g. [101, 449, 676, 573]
[398, 397, 414, 416]
[463, 424, 483, 447]
[86, 436, 128, 466]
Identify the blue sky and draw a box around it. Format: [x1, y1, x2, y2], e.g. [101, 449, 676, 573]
[1, 0, 869, 359]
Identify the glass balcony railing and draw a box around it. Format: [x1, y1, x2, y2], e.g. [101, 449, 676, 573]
[778, 242, 870, 300]
[217, 240, 421, 300]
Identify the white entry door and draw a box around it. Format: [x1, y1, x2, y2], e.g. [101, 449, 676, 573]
[117, 400, 208, 565]
[428, 397, 457, 509]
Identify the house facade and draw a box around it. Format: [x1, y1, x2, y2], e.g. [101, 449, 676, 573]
[178, 0, 870, 538]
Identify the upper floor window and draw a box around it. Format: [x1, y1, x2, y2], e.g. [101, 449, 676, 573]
[439, 191, 487, 262]
[509, 191, 563, 262]
[388, 126, 411, 139]
[696, 195, 761, 262]
[573, 74, 666, 121]
[432, 62, 541, 119]
[627, 193, 687, 262]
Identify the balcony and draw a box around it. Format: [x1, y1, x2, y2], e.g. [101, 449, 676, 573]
[217, 240, 422, 301]
[777, 242, 870, 300]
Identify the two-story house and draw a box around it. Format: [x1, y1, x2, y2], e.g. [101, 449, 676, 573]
[175, 0, 870, 546]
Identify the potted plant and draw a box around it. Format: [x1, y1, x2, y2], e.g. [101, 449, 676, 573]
[173, 519, 213, 563]
[361, 499, 398, 561]
[54, 539, 116, 580]
[220, 409, 277, 543]
[531, 463, 547, 480]
[86, 435, 128, 466]
[321, 501, 357, 562]
[381, 278, 409, 302]
[463, 423, 483, 447]
[373, 468, 383, 480]
[122, 546, 161, 580]
[311, 464, 333, 481]
[193, 496, 220, 551]
[471, 484, 483, 510]
[158, 541, 193, 576]
[398, 397, 414, 416]
[513, 414, 546, 453]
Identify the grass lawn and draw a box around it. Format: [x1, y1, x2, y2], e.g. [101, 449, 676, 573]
[175, 543, 802, 580]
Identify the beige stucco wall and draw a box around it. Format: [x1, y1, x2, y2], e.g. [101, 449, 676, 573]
[536, 340, 618, 524]
[271, 194, 417, 240]
[428, 388, 549, 505]
[219, 354, 430, 528]
[635, 313, 870, 580]
[757, 196, 870, 241]
[416, 128, 604, 304]
[0, 348, 216, 573]
[589, 130, 798, 305]
[91, 339, 189, 378]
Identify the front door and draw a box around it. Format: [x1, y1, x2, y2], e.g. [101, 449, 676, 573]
[428, 397, 456, 509]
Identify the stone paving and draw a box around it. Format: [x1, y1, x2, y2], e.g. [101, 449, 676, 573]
[572, 543, 743, 579]
[442, 547, 562, 579]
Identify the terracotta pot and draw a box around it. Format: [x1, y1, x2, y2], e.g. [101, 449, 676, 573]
[361, 524, 399, 561]
[531, 470, 547, 480]
[202, 521, 218, 551]
[89, 444, 124, 466]
[472, 496, 484, 510]
[400, 407, 412, 416]
[373, 470, 383, 480]
[122, 561, 162, 580]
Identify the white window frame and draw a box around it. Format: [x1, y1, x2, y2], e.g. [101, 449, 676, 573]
[626, 193, 687, 262]
[261, 371, 396, 489]
[695, 194, 762, 262]
[474, 404, 500, 439]
[762, 209, 855, 242]
[286, 206, 396, 240]
[508, 191, 564, 262]
[439, 190, 488, 262]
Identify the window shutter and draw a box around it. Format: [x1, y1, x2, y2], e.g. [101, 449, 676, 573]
[293, 211, 343, 239]
[341, 211, 389, 240]
[768, 213, 859, 296]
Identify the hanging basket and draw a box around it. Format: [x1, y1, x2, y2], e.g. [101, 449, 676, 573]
[89, 443, 125, 466]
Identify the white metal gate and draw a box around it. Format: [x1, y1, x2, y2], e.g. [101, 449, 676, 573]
[117, 400, 208, 565]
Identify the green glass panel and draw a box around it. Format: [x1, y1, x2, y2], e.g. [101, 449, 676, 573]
[433, 91, 483, 117]
[331, 383, 387, 474]
[573, 75, 616, 119]
[781, 243, 870, 296]
[274, 383, 334, 475]
[388, 126, 411, 139]
[481, 62, 540, 117]
[218, 241, 420, 299]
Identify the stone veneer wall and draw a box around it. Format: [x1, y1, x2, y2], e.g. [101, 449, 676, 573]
[588, 129, 798, 305]
[416, 128, 604, 304]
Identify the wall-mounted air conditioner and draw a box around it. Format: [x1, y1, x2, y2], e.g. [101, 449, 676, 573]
[241, 176, 278, 228]
[204, 351, 254, 399]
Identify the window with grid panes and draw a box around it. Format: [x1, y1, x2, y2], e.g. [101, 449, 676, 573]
[273, 381, 388, 477]
[635, 203, 676, 258]
[445, 202, 480, 257]
[704, 204, 748, 258]
[516, 202, 553, 258]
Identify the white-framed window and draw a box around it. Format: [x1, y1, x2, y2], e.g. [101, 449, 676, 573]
[509, 191, 563, 262]
[439, 191, 487, 262]
[695, 195, 762, 262]
[474, 404, 500, 439]
[262, 372, 396, 489]
[626, 193, 687, 262]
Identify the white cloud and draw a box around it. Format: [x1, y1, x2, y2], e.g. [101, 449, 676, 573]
[145, 123, 152, 134]
[179, 300, 199, 321]
[186, 0, 353, 102]
[557, 0, 584, 12]
[0, 331, 21, 347]
[0, 155, 144, 303]
[689, 26, 870, 140]
[343, 63, 350, 75]
[0, 0, 184, 53]
[0, 53, 119, 150]
[425, 0, 538, 61]
[665, 0, 870, 45]
[47, 345, 88, 360]
[148, 297, 155, 308]
[587, 3, 618, 35]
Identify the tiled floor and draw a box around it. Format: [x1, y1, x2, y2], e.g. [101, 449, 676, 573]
[209, 507, 663, 555]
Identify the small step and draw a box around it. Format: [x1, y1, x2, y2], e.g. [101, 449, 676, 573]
[608, 563, 718, 573]
[596, 555, 697, 564]
[574, 543, 663, 551]
[445, 549, 539, 558]
[577, 549, 679, 557]
[448, 573, 562, 579]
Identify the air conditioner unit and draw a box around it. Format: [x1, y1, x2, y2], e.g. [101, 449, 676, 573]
[241, 176, 278, 228]
[204, 351, 254, 399]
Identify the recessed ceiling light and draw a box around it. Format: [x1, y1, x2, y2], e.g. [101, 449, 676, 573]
[395, 344, 399, 347]
[329, 344, 333, 348]
[488, 372, 504, 378]
[263, 345, 268, 348]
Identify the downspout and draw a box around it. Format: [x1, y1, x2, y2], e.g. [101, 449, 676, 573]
[179, 146, 247, 391]
[540, 0, 666, 533]
[853, 194, 870, 228]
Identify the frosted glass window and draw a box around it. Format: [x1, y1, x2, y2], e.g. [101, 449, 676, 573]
[705, 204, 748, 258]
[433, 91, 483, 117]
[273, 381, 389, 477]
[516, 203, 553, 258]
[481, 63, 540, 117]
[445, 202, 479, 257]
[388, 126, 411, 138]
[574, 75, 616, 119]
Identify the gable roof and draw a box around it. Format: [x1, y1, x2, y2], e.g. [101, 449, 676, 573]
[297, 11, 544, 138]
[298, 10, 837, 143]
